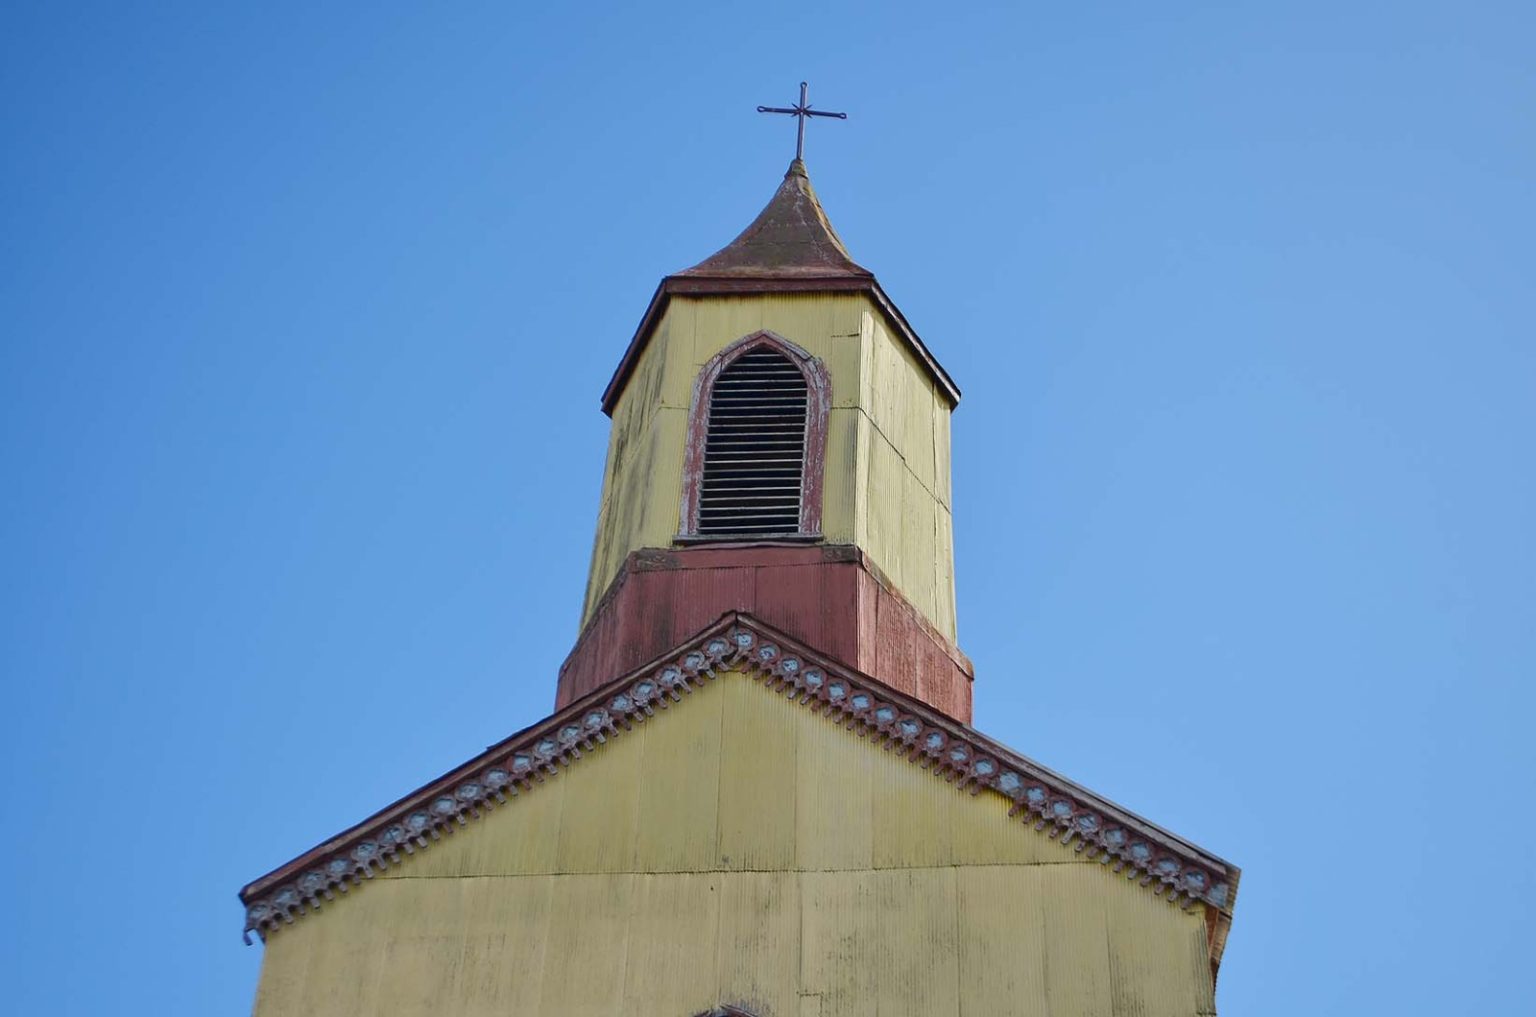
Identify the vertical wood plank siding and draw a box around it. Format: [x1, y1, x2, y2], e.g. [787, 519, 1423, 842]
[583, 294, 958, 644]
[252, 671, 1215, 1017]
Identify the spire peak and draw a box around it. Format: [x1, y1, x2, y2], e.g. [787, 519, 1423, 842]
[676, 160, 870, 281]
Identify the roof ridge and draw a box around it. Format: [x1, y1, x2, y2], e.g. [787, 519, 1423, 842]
[238, 611, 1238, 950]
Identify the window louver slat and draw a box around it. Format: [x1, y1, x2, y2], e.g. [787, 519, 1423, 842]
[696, 349, 808, 537]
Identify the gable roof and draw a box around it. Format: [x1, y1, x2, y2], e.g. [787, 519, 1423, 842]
[240, 612, 1240, 963]
[599, 162, 961, 415]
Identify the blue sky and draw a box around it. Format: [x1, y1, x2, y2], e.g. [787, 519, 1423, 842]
[3, 2, 1532, 1013]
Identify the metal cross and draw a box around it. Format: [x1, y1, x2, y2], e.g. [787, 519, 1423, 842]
[757, 82, 847, 161]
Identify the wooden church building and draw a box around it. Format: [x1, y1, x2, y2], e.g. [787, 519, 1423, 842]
[240, 152, 1240, 1016]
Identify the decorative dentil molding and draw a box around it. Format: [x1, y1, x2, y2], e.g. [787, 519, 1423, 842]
[240, 613, 1237, 943]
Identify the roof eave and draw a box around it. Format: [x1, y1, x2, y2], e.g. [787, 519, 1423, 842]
[240, 611, 1238, 952]
[599, 275, 961, 417]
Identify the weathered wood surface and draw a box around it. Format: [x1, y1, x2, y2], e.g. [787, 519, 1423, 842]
[252, 672, 1215, 1017]
[585, 293, 957, 644]
[558, 544, 972, 721]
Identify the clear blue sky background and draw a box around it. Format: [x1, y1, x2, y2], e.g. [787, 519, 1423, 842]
[3, 2, 1531, 1013]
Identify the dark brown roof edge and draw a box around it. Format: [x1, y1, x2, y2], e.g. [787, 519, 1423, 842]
[239, 611, 1238, 963]
[599, 276, 961, 417]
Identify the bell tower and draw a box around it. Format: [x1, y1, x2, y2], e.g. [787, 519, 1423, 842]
[561, 159, 973, 721]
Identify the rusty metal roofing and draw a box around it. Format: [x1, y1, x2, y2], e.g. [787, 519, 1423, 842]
[677, 159, 872, 280]
[600, 162, 961, 415]
[239, 611, 1240, 968]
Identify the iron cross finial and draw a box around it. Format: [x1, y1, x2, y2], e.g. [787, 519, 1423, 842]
[757, 81, 847, 162]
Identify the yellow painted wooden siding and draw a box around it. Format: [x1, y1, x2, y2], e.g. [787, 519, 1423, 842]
[583, 295, 958, 641]
[252, 672, 1215, 1016]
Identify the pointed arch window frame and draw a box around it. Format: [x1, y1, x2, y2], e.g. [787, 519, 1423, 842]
[677, 330, 830, 543]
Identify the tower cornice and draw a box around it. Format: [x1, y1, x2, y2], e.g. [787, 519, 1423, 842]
[602, 276, 958, 416]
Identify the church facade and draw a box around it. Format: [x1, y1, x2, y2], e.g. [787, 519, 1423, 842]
[240, 158, 1238, 1017]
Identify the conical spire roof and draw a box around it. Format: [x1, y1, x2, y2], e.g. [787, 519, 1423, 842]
[602, 159, 959, 415]
[677, 160, 872, 280]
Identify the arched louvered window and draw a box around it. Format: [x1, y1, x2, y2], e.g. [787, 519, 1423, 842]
[698, 349, 806, 535]
[679, 331, 829, 541]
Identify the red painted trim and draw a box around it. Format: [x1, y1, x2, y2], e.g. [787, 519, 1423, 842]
[556, 543, 974, 722]
[677, 330, 830, 541]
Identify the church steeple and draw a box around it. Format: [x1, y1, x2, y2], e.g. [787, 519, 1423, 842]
[238, 137, 1240, 1010]
[568, 161, 973, 722]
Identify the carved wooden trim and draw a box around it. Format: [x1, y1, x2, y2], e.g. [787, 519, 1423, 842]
[677, 330, 830, 541]
[240, 613, 1238, 948]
